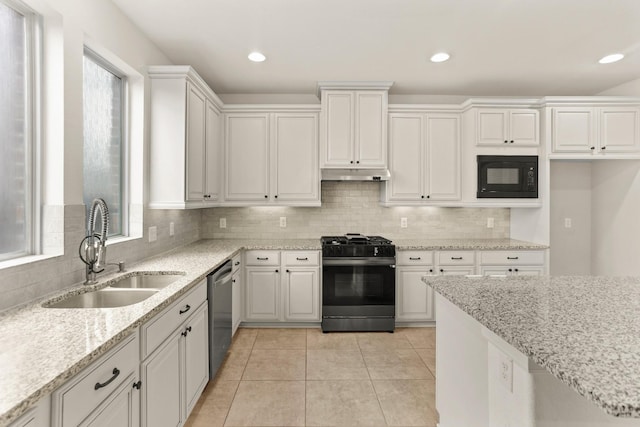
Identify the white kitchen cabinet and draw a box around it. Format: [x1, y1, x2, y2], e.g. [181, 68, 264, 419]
[480, 249, 546, 276]
[140, 281, 209, 427]
[283, 267, 319, 321]
[552, 106, 640, 154]
[148, 66, 223, 209]
[51, 332, 140, 427]
[224, 113, 270, 202]
[8, 397, 50, 427]
[244, 267, 281, 321]
[224, 111, 320, 205]
[476, 108, 539, 146]
[480, 266, 544, 276]
[397, 268, 436, 322]
[320, 88, 390, 168]
[437, 266, 477, 276]
[231, 254, 242, 335]
[386, 113, 460, 203]
[436, 250, 477, 276]
[244, 250, 320, 323]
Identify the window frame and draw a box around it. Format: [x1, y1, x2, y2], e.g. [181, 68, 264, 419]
[82, 47, 130, 238]
[0, 0, 41, 262]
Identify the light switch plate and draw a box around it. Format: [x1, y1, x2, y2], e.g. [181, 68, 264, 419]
[220, 218, 227, 228]
[487, 217, 495, 228]
[400, 217, 408, 228]
[148, 226, 157, 242]
[564, 218, 572, 228]
[169, 222, 175, 236]
[498, 350, 513, 393]
[280, 217, 287, 228]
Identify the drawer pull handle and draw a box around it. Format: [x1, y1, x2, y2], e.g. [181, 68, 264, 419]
[409, 257, 421, 260]
[133, 380, 142, 390]
[507, 256, 519, 260]
[234, 261, 240, 266]
[95, 368, 120, 390]
[451, 257, 463, 260]
[181, 326, 192, 337]
[296, 257, 308, 261]
[257, 257, 269, 261]
[179, 304, 191, 315]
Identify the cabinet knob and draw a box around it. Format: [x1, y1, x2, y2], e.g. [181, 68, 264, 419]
[232, 279, 236, 283]
[133, 380, 142, 390]
[510, 140, 514, 144]
[514, 268, 519, 272]
[590, 146, 595, 150]
[426, 195, 430, 199]
[356, 160, 360, 164]
[601, 146, 606, 150]
[350, 160, 354, 164]
[286, 269, 290, 273]
[439, 269, 444, 273]
[275, 195, 278, 199]
[421, 195, 425, 199]
[508, 268, 513, 272]
[429, 269, 433, 273]
[504, 140, 508, 144]
[275, 269, 279, 273]
[264, 195, 268, 198]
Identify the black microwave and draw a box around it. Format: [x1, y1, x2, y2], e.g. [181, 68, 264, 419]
[477, 155, 538, 198]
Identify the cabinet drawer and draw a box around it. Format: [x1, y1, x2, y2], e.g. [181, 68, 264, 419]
[54, 331, 139, 427]
[397, 251, 434, 266]
[231, 254, 242, 273]
[480, 250, 545, 265]
[283, 251, 320, 266]
[438, 251, 475, 265]
[142, 280, 207, 358]
[245, 250, 280, 266]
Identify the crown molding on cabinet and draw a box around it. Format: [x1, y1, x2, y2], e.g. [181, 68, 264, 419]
[148, 65, 224, 110]
[221, 104, 321, 113]
[316, 81, 394, 98]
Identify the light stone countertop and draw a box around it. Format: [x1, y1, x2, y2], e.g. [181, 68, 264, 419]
[0, 238, 319, 427]
[0, 236, 544, 425]
[394, 238, 548, 250]
[423, 275, 640, 418]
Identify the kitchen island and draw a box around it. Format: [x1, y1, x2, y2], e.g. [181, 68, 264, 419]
[423, 275, 640, 427]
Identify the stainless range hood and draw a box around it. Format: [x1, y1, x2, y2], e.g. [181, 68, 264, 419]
[321, 169, 391, 181]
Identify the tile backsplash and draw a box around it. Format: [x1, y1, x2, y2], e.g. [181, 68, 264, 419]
[202, 182, 510, 239]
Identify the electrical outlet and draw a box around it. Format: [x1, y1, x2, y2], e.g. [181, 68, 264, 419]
[169, 222, 175, 236]
[498, 351, 513, 393]
[280, 217, 287, 228]
[400, 217, 408, 228]
[487, 217, 495, 228]
[564, 218, 572, 228]
[220, 218, 227, 228]
[148, 226, 157, 243]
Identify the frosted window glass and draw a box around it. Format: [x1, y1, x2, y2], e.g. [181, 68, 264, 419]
[83, 54, 123, 236]
[0, 2, 28, 258]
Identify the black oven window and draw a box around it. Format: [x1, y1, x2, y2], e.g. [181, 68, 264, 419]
[334, 273, 384, 298]
[487, 168, 519, 184]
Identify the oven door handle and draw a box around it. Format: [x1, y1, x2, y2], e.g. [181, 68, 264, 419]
[322, 257, 396, 266]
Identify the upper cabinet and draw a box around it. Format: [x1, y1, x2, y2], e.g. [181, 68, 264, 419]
[551, 105, 640, 155]
[319, 82, 393, 168]
[148, 66, 223, 209]
[476, 108, 539, 146]
[224, 108, 320, 206]
[384, 112, 461, 204]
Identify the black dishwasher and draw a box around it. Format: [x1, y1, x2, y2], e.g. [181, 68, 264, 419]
[207, 260, 233, 379]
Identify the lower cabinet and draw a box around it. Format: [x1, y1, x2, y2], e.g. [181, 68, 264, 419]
[480, 250, 546, 276]
[8, 397, 50, 427]
[140, 281, 209, 427]
[396, 267, 436, 322]
[244, 250, 320, 323]
[480, 266, 545, 276]
[231, 269, 242, 335]
[51, 332, 140, 427]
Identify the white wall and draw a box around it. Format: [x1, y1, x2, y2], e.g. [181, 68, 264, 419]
[0, 0, 202, 311]
[549, 162, 592, 275]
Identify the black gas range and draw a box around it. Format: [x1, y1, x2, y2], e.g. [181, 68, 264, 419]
[321, 234, 396, 332]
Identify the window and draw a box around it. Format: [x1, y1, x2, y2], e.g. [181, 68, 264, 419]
[0, 0, 38, 261]
[82, 49, 126, 237]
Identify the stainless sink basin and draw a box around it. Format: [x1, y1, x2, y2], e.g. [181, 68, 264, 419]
[108, 273, 184, 289]
[45, 288, 158, 309]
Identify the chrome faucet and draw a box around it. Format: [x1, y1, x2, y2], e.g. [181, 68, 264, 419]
[80, 198, 109, 284]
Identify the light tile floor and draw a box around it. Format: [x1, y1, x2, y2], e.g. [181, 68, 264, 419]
[184, 327, 437, 427]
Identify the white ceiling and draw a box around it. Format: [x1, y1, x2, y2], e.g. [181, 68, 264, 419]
[111, 0, 640, 97]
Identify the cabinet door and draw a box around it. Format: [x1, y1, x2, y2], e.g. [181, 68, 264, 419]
[245, 267, 280, 321]
[322, 91, 354, 167]
[232, 270, 242, 335]
[225, 114, 270, 201]
[425, 114, 460, 200]
[141, 334, 181, 427]
[476, 110, 508, 145]
[184, 305, 209, 417]
[514, 266, 545, 276]
[284, 267, 319, 321]
[552, 108, 596, 153]
[387, 114, 424, 201]
[480, 266, 511, 276]
[273, 113, 319, 202]
[396, 268, 435, 321]
[509, 110, 539, 145]
[205, 101, 221, 201]
[83, 374, 138, 427]
[355, 91, 387, 167]
[599, 107, 640, 153]
[186, 83, 207, 201]
[438, 266, 476, 276]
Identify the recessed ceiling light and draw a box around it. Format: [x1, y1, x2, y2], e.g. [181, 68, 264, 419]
[599, 53, 624, 64]
[430, 52, 450, 63]
[248, 52, 266, 62]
